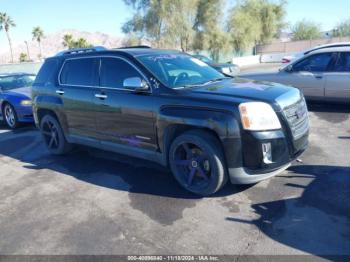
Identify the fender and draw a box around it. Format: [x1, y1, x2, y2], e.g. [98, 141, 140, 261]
[157, 105, 243, 168]
[33, 94, 69, 134]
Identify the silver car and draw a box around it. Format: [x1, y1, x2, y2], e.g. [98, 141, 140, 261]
[244, 47, 350, 103]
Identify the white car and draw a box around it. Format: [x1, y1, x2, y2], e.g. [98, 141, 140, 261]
[245, 46, 350, 103]
[282, 42, 350, 64]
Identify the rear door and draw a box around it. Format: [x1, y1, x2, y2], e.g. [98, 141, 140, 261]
[94, 56, 157, 152]
[286, 52, 336, 99]
[58, 57, 100, 139]
[325, 52, 350, 102]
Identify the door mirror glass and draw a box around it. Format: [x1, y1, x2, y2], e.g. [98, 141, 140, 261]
[123, 77, 149, 91]
[284, 64, 293, 73]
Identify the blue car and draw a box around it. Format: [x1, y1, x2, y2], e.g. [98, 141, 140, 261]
[0, 73, 36, 129]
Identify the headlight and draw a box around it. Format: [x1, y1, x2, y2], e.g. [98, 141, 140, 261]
[20, 100, 32, 106]
[239, 102, 281, 131]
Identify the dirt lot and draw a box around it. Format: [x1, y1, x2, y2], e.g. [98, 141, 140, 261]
[0, 102, 349, 257]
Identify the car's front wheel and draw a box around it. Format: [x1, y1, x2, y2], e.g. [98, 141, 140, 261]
[169, 130, 228, 196]
[2, 103, 19, 129]
[40, 114, 72, 155]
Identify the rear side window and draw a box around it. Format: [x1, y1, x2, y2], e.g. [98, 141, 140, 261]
[100, 57, 142, 89]
[293, 53, 333, 72]
[333, 52, 350, 72]
[34, 59, 58, 85]
[60, 58, 98, 86]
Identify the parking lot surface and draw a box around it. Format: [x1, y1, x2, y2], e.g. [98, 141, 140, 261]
[0, 102, 349, 257]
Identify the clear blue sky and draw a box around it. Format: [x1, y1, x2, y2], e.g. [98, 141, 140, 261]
[0, 0, 350, 49]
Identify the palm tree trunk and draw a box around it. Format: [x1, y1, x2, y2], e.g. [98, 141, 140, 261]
[5, 30, 14, 63]
[38, 40, 42, 59]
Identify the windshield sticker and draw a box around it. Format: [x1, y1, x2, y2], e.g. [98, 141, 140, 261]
[148, 54, 179, 61]
[190, 58, 208, 67]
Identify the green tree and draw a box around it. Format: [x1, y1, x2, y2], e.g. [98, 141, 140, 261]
[333, 19, 350, 37]
[292, 20, 322, 41]
[62, 34, 74, 48]
[0, 13, 16, 63]
[227, 0, 286, 54]
[122, 33, 141, 46]
[122, 0, 198, 51]
[62, 34, 92, 49]
[193, 0, 229, 61]
[73, 38, 92, 48]
[32, 26, 44, 58]
[19, 53, 28, 62]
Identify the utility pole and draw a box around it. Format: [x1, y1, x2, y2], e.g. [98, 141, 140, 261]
[24, 41, 31, 61]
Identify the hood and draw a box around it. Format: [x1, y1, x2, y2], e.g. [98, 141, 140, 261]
[3, 86, 31, 99]
[187, 77, 301, 109]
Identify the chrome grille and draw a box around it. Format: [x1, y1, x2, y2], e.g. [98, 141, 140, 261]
[282, 98, 309, 140]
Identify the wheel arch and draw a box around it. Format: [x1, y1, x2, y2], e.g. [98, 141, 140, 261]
[158, 106, 241, 167]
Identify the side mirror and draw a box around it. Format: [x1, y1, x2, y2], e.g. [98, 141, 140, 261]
[284, 64, 293, 73]
[123, 77, 149, 92]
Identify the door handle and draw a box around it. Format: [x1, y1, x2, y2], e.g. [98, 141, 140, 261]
[56, 90, 65, 95]
[315, 75, 323, 79]
[95, 94, 108, 99]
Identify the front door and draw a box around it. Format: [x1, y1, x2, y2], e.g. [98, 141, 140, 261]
[94, 57, 157, 152]
[286, 52, 336, 99]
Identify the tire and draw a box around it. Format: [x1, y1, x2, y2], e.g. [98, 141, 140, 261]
[40, 114, 72, 155]
[169, 130, 228, 196]
[2, 103, 19, 129]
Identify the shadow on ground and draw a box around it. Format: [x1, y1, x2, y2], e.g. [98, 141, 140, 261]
[307, 102, 350, 124]
[227, 165, 350, 255]
[0, 128, 248, 200]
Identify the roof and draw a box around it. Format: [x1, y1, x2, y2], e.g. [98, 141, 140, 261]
[54, 46, 181, 59]
[0, 72, 36, 77]
[305, 43, 350, 54]
[309, 46, 350, 54]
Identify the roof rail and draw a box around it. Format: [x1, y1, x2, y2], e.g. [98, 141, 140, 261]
[115, 45, 151, 49]
[55, 46, 107, 56]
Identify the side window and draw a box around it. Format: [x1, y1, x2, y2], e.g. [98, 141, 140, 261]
[293, 53, 333, 72]
[100, 57, 143, 89]
[34, 59, 58, 86]
[333, 52, 350, 72]
[60, 58, 98, 86]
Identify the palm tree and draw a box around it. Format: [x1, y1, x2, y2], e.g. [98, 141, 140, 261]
[0, 13, 16, 63]
[32, 26, 44, 59]
[74, 38, 92, 48]
[62, 34, 73, 49]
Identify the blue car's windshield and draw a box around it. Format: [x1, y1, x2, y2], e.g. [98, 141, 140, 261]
[137, 53, 227, 89]
[0, 75, 35, 91]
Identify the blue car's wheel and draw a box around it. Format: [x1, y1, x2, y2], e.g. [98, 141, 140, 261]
[2, 103, 18, 129]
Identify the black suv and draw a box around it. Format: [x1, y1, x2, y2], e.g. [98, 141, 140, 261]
[32, 47, 309, 196]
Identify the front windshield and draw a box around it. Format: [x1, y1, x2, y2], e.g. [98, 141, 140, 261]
[137, 53, 227, 89]
[0, 75, 35, 91]
[194, 55, 212, 64]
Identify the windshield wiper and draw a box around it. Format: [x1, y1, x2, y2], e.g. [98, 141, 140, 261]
[196, 77, 232, 86]
[174, 77, 232, 89]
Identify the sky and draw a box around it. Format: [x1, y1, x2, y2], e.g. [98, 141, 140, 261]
[0, 0, 350, 50]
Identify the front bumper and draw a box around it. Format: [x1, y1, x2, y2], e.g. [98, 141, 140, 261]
[229, 163, 291, 184]
[16, 105, 34, 123]
[227, 128, 308, 185]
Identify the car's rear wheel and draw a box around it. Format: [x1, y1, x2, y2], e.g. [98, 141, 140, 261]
[2, 103, 19, 129]
[40, 114, 72, 155]
[169, 130, 228, 196]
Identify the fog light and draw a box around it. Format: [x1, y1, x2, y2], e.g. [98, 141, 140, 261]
[262, 142, 273, 164]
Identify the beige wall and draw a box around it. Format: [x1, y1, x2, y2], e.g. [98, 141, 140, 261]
[256, 37, 350, 54]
